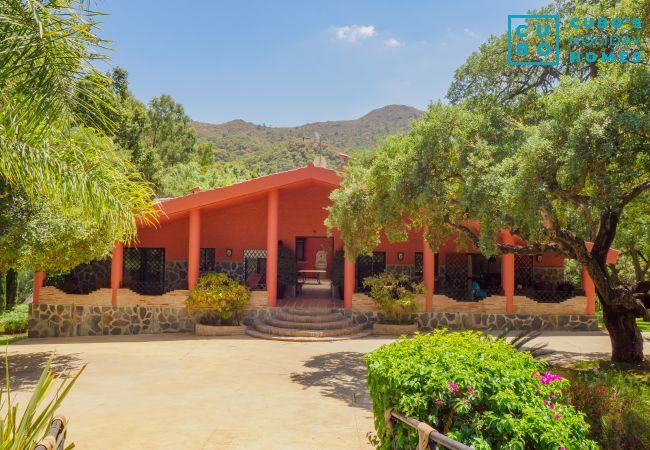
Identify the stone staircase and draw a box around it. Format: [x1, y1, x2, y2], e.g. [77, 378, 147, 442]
[246, 308, 372, 341]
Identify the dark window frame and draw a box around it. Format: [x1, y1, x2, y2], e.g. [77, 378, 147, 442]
[295, 237, 306, 262]
[200, 248, 216, 272]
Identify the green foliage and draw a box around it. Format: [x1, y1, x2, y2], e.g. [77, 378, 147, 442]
[158, 161, 252, 198]
[146, 94, 197, 166]
[331, 249, 345, 288]
[277, 245, 298, 286]
[327, 0, 649, 361]
[0, 0, 156, 244]
[185, 273, 250, 325]
[558, 360, 650, 450]
[1, 354, 84, 450]
[0, 304, 29, 334]
[362, 273, 423, 323]
[0, 188, 117, 272]
[365, 331, 597, 450]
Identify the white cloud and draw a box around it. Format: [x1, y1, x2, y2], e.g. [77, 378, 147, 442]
[383, 38, 403, 48]
[463, 27, 477, 38]
[332, 25, 376, 43]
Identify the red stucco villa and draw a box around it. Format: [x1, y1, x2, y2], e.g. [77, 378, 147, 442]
[28, 163, 619, 338]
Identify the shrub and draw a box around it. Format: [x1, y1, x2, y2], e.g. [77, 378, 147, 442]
[1, 304, 29, 334]
[277, 244, 298, 286]
[362, 273, 423, 323]
[331, 248, 344, 288]
[185, 273, 250, 325]
[558, 361, 650, 449]
[365, 331, 597, 450]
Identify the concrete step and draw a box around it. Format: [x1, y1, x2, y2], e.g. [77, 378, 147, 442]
[253, 320, 366, 338]
[282, 307, 337, 316]
[275, 310, 345, 323]
[245, 327, 373, 342]
[266, 316, 354, 330]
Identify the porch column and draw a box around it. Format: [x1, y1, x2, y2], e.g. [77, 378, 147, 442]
[266, 189, 279, 307]
[111, 242, 123, 306]
[422, 233, 435, 312]
[501, 232, 515, 314]
[582, 265, 596, 315]
[188, 208, 201, 290]
[344, 255, 355, 309]
[32, 271, 46, 305]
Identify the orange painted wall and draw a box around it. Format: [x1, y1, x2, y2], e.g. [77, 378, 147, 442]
[134, 183, 565, 270]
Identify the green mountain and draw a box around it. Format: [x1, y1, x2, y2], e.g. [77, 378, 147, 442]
[192, 105, 424, 165]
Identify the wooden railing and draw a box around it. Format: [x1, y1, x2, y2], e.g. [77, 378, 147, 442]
[33, 417, 66, 450]
[385, 408, 473, 450]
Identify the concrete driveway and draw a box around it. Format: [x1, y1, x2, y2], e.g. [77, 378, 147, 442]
[4, 331, 649, 449]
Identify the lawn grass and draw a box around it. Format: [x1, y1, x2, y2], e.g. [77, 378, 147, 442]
[0, 333, 27, 345]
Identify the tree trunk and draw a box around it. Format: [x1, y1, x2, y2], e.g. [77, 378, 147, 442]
[5, 269, 17, 310]
[0, 271, 4, 312]
[601, 301, 644, 363]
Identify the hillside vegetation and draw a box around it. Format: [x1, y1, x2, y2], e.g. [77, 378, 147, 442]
[193, 104, 423, 157]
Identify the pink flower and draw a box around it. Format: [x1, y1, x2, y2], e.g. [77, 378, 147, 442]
[560, 447, 566, 450]
[538, 372, 563, 385]
[555, 413, 562, 420]
[549, 403, 556, 410]
[447, 381, 459, 393]
[467, 387, 474, 393]
[436, 399, 443, 406]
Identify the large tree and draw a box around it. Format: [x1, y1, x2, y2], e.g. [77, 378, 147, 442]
[327, 1, 649, 362]
[0, 0, 156, 249]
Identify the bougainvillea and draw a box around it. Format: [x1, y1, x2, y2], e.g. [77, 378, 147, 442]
[365, 330, 597, 449]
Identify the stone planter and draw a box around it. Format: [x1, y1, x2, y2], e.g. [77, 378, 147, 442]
[373, 322, 418, 336]
[195, 323, 246, 336]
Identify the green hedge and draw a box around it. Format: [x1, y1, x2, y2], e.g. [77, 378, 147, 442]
[365, 331, 597, 450]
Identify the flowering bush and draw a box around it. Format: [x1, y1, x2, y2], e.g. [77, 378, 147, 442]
[365, 330, 597, 449]
[559, 361, 650, 449]
[362, 273, 424, 323]
[185, 273, 250, 325]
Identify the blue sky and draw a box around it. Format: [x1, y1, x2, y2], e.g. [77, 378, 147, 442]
[99, 0, 545, 126]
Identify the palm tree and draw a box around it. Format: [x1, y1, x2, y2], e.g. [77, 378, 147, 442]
[0, 0, 156, 244]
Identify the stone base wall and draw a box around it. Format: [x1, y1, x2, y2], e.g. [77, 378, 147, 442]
[165, 260, 188, 291]
[348, 310, 598, 331]
[386, 264, 415, 277]
[55, 260, 111, 294]
[28, 302, 598, 337]
[215, 260, 245, 282]
[29, 304, 201, 338]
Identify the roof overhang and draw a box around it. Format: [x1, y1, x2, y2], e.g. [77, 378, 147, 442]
[142, 164, 340, 227]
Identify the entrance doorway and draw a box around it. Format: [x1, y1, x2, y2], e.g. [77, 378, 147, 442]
[294, 236, 334, 300]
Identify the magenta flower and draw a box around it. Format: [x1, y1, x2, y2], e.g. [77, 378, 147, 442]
[467, 387, 474, 393]
[538, 372, 563, 385]
[549, 403, 556, 410]
[436, 399, 443, 406]
[555, 413, 562, 420]
[447, 381, 459, 393]
[560, 447, 566, 450]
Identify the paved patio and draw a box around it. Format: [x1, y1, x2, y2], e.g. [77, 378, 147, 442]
[4, 331, 649, 449]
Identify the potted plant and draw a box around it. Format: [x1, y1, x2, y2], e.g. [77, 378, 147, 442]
[331, 248, 345, 299]
[186, 273, 251, 335]
[363, 272, 424, 335]
[277, 244, 298, 299]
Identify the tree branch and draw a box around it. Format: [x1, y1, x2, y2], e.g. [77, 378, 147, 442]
[621, 180, 650, 206]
